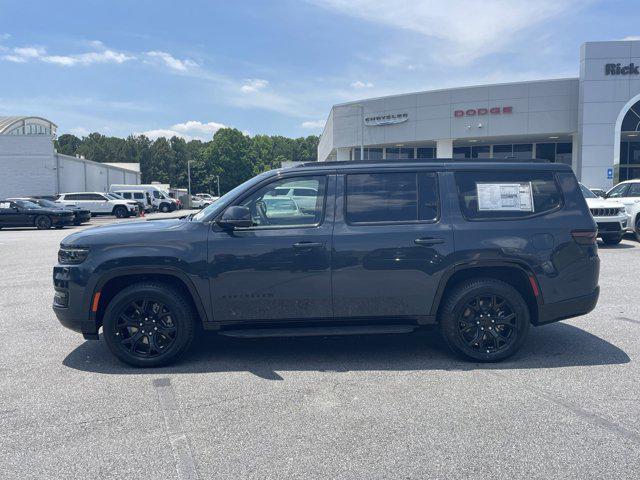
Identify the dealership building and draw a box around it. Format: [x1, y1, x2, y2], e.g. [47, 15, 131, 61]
[0, 116, 140, 198]
[318, 40, 640, 188]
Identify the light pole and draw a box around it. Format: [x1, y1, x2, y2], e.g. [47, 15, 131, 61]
[354, 104, 364, 160]
[215, 175, 220, 197]
[187, 159, 192, 196]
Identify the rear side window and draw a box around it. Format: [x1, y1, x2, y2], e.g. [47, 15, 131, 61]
[134, 192, 144, 199]
[346, 172, 438, 224]
[455, 171, 561, 220]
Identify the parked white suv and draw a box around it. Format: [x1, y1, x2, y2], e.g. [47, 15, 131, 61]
[57, 192, 139, 218]
[272, 185, 318, 212]
[605, 180, 640, 240]
[580, 184, 627, 244]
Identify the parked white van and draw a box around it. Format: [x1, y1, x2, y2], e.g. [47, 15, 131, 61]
[110, 189, 153, 212]
[109, 185, 177, 213]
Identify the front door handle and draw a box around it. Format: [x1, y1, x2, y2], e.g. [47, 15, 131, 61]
[414, 237, 445, 246]
[293, 241, 324, 249]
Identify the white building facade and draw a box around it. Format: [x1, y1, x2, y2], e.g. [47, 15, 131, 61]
[318, 40, 640, 188]
[0, 116, 140, 198]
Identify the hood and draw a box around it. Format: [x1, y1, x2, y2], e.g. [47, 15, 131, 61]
[584, 197, 624, 209]
[61, 217, 187, 246]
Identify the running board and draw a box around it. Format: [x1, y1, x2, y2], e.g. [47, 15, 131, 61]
[219, 324, 417, 339]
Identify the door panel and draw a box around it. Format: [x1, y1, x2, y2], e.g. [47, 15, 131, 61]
[208, 174, 336, 323]
[331, 171, 453, 319]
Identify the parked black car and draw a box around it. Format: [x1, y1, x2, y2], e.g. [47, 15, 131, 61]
[1, 199, 75, 230]
[15, 198, 91, 225]
[53, 160, 600, 367]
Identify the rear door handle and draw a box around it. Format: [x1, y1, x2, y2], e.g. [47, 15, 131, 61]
[293, 241, 324, 249]
[414, 237, 445, 246]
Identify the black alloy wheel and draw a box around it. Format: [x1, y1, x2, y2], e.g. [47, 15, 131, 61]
[35, 215, 52, 230]
[635, 216, 640, 242]
[114, 206, 127, 218]
[457, 295, 518, 354]
[102, 282, 195, 367]
[439, 278, 530, 362]
[114, 299, 178, 358]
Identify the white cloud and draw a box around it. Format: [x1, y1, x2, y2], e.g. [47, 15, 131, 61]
[350, 80, 374, 88]
[301, 119, 325, 129]
[2, 44, 134, 66]
[622, 36, 640, 41]
[141, 120, 226, 141]
[310, 0, 582, 65]
[146, 51, 198, 72]
[241, 78, 269, 93]
[69, 126, 90, 137]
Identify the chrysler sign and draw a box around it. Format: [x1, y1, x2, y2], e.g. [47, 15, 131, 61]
[364, 112, 408, 126]
[454, 106, 512, 117]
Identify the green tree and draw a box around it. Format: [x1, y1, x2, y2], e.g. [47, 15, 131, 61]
[203, 128, 252, 193]
[55, 134, 82, 156]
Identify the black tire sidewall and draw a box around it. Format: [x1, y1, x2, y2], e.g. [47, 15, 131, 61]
[102, 283, 195, 367]
[114, 207, 127, 218]
[35, 215, 52, 230]
[440, 279, 530, 362]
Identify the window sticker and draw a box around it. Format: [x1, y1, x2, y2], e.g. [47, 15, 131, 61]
[0, 202, 11, 209]
[476, 182, 534, 212]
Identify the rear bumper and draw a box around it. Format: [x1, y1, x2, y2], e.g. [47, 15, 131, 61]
[536, 286, 600, 325]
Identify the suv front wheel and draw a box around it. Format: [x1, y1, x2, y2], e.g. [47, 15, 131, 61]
[439, 278, 530, 362]
[102, 282, 195, 367]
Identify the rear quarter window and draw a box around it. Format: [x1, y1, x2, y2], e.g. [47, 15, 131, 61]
[455, 171, 562, 220]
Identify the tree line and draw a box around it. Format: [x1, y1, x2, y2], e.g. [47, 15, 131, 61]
[55, 129, 319, 194]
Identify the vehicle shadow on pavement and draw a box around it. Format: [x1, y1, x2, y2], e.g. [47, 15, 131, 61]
[62, 322, 630, 379]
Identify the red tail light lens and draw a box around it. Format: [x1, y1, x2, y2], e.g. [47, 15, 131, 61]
[571, 230, 597, 245]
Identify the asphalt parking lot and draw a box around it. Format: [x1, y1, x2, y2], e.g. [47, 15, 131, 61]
[1, 216, 639, 479]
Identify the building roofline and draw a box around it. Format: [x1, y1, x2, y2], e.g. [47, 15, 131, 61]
[332, 77, 579, 108]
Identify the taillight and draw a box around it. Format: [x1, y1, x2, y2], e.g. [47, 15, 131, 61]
[571, 230, 597, 245]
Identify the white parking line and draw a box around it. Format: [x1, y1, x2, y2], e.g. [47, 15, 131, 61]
[153, 378, 200, 480]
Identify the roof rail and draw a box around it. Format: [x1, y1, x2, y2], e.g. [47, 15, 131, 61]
[296, 158, 552, 167]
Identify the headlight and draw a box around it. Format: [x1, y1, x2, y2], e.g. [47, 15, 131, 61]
[58, 246, 89, 265]
[619, 206, 626, 214]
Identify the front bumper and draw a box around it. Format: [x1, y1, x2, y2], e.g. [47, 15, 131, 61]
[52, 215, 75, 226]
[52, 265, 99, 339]
[536, 286, 600, 325]
[593, 214, 627, 235]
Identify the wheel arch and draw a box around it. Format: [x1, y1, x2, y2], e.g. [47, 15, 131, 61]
[91, 268, 210, 329]
[431, 262, 541, 325]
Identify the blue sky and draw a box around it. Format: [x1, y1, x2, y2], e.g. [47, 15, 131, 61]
[1, 0, 640, 140]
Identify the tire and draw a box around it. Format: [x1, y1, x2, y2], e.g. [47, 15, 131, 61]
[439, 278, 530, 362]
[635, 215, 640, 243]
[601, 233, 623, 245]
[113, 206, 127, 218]
[54, 225, 64, 229]
[160, 203, 170, 213]
[35, 215, 52, 230]
[102, 282, 196, 367]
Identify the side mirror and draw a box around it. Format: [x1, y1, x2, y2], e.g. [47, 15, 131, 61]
[218, 206, 253, 229]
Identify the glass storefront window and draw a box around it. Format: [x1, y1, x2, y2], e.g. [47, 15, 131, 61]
[471, 145, 490, 158]
[492, 145, 512, 158]
[628, 142, 640, 164]
[621, 141, 629, 164]
[452, 147, 470, 159]
[416, 147, 435, 159]
[513, 144, 532, 159]
[386, 148, 414, 160]
[536, 143, 555, 161]
[352, 148, 384, 160]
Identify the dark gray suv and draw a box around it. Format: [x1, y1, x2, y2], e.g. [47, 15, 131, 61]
[53, 160, 600, 367]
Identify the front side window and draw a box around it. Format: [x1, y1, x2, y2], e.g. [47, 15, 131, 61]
[607, 183, 630, 198]
[238, 176, 326, 228]
[455, 171, 561, 220]
[346, 172, 438, 224]
[628, 183, 640, 196]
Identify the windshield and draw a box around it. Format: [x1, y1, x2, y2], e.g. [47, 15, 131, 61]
[15, 200, 41, 209]
[107, 193, 123, 200]
[192, 171, 273, 222]
[36, 199, 59, 208]
[579, 183, 597, 199]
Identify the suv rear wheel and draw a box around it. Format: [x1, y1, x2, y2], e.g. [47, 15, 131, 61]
[102, 282, 195, 367]
[160, 203, 170, 213]
[439, 278, 530, 362]
[635, 215, 640, 242]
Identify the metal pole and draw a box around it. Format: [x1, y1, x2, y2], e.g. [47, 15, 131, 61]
[216, 175, 220, 197]
[187, 160, 192, 196]
[360, 104, 364, 161]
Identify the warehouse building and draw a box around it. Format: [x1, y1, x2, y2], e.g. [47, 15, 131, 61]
[0, 116, 140, 198]
[318, 40, 640, 188]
